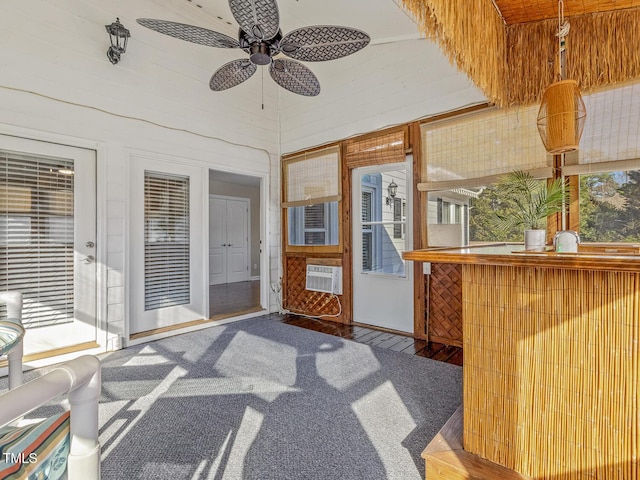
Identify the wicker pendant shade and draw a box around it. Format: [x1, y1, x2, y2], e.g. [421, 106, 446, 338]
[537, 79, 586, 154]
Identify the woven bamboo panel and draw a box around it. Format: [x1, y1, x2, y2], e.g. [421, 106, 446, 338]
[345, 129, 407, 169]
[462, 264, 639, 479]
[428, 263, 463, 346]
[284, 256, 341, 317]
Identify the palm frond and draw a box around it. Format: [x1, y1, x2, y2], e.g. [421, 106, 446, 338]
[492, 170, 569, 231]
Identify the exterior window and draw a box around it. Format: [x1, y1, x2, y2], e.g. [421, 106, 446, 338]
[362, 190, 373, 271]
[360, 171, 407, 276]
[429, 180, 556, 245]
[427, 191, 478, 246]
[288, 202, 338, 246]
[393, 197, 403, 239]
[579, 170, 640, 242]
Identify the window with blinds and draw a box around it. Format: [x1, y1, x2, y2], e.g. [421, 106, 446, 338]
[393, 197, 403, 239]
[361, 190, 373, 271]
[283, 146, 341, 250]
[1, 151, 74, 328]
[144, 171, 190, 311]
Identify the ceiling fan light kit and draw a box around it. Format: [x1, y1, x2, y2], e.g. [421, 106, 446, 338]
[137, 0, 370, 96]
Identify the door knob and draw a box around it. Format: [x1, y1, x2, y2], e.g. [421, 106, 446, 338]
[82, 255, 95, 264]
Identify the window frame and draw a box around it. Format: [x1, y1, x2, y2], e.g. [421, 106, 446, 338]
[282, 144, 343, 253]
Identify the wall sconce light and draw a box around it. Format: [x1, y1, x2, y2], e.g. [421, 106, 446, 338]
[105, 18, 130, 65]
[386, 180, 398, 206]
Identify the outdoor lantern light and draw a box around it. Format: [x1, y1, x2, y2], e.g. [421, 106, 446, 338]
[105, 18, 130, 65]
[386, 180, 398, 206]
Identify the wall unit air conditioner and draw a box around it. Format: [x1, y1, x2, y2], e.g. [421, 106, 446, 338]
[305, 265, 343, 295]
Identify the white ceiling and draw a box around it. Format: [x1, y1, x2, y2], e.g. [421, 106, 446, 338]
[146, 0, 424, 45]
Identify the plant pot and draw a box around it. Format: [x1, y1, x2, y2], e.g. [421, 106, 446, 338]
[524, 229, 546, 251]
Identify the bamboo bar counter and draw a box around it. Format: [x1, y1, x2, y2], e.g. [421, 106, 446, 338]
[403, 244, 640, 480]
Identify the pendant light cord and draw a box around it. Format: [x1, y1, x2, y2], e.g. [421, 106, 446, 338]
[556, 0, 570, 80]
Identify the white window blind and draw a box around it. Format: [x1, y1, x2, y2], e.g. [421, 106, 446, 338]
[144, 171, 190, 311]
[282, 146, 341, 207]
[1, 150, 74, 328]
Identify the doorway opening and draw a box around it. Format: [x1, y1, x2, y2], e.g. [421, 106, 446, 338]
[208, 170, 263, 319]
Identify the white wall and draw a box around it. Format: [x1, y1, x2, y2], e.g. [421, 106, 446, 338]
[0, 0, 281, 350]
[278, 39, 486, 154]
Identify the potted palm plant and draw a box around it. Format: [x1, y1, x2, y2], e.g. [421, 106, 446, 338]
[493, 170, 569, 250]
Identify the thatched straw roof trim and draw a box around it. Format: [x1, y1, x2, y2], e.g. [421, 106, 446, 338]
[401, 0, 507, 106]
[402, 1, 640, 106]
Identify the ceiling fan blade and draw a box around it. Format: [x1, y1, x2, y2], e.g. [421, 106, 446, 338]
[137, 19, 240, 48]
[210, 59, 257, 91]
[269, 59, 320, 97]
[228, 0, 279, 40]
[280, 26, 370, 62]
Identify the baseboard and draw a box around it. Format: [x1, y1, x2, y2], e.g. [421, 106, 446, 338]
[250, 275, 260, 281]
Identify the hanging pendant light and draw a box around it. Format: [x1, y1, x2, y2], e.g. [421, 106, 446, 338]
[537, 0, 586, 154]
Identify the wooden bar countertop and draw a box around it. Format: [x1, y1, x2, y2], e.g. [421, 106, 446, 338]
[402, 242, 640, 272]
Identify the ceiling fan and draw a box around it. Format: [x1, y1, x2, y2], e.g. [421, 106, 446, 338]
[137, 0, 370, 97]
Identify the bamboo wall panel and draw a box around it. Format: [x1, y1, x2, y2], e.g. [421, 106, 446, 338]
[462, 264, 639, 479]
[428, 263, 463, 347]
[283, 256, 343, 320]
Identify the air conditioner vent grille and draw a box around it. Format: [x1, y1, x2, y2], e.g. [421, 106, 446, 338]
[305, 265, 342, 294]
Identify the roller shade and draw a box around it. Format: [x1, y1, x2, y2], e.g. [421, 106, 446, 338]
[420, 106, 550, 190]
[575, 82, 640, 165]
[144, 171, 190, 311]
[345, 129, 407, 169]
[282, 146, 341, 207]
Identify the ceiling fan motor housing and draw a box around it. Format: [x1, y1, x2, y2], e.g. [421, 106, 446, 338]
[250, 42, 272, 65]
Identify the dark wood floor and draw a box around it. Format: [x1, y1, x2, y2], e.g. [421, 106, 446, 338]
[208, 286, 462, 366]
[278, 313, 463, 366]
[210, 280, 262, 318]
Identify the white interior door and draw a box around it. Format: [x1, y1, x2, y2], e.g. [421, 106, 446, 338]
[0, 134, 97, 355]
[209, 196, 249, 285]
[209, 197, 226, 285]
[352, 163, 414, 333]
[226, 199, 249, 283]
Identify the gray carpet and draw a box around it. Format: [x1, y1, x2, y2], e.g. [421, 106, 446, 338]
[21, 315, 463, 479]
